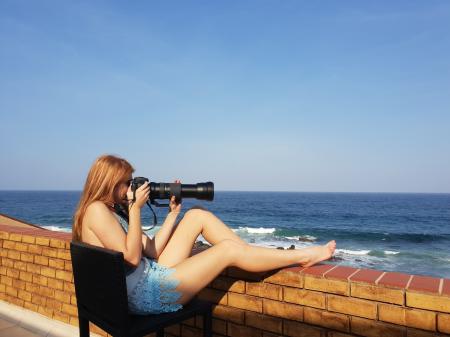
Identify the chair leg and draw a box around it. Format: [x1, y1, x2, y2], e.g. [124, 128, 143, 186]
[78, 315, 90, 337]
[203, 308, 212, 337]
[156, 328, 164, 337]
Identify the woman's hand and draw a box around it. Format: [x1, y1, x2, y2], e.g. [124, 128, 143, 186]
[169, 179, 182, 214]
[127, 181, 150, 210]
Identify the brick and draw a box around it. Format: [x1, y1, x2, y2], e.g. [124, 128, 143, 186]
[165, 324, 180, 336]
[327, 333, 356, 337]
[17, 289, 32, 302]
[32, 294, 47, 306]
[227, 322, 262, 337]
[198, 288, 227, 305]
[19, 271, 33, 282]
[24, 301, 38, 312]
[28, 244, 43, 254]
[64, 261, 72, 271]
[55, 269, 73, 282]
[48, 278, 64, 290]
[12, 278, 26, 290]
[0, 248, 8, 257]
[1, 275, 13, 286]
[42, 247, 58, 258]
[7, 250, 21, 260]
[378, 303, 436, 331]
[349, 269, 384, 284]
[55, 289, 71, 303]
[304, 275, 349, 295]
[0, 231, 9, 240]
[0, 266, 5, 276]
[6, 268, 19, 278]
[408, 275, 441, 294]
[182, 317, 195, 327]
[21, 235, 35, 244]
[212, 305, 245, 324]
[50, 238, 66, 249]
[20, 252, 34, 263]
[48, 258, 65, 270]
[2, 258, 14, 268]
[5, 295, 24, 307]
[40, 266, 56, 278]
[245, 312, 283, 334]
[15, 242, 28, 252]
[35, 237, 50, 246]
[53, 311, 70, 324]
[438, 313, 450, 334]
[71, 295, 77, 305]
[304, 307, 350, 332]
[228, 292, 262, 313]
[263, 299, 303, 321]
[351, 282, 404, 305]
[6, 285, 18, 297]
[210, 276, 245, 293]
[283, 319, 323, 337]
[26, 263, 41, 274]
[2, 240, 15, 249]
[264, 267, 304, 288]
[38, 286, 55, 298]
[61, 303, 78, 316]
[9, 233, 22, 242]
[57, 249, 71, 260]
[303, 264, 335, 276]
[406, 327, 444, 337]
[262, 332, 284, 337]
[246, 282, 282, 300]
[34, 255, 49, 266]
[33, 274, 48, 286]
[378, 272, 411, 289]
[64, 281, 75, 293]
[46, 298, 62, 311]
[283, 287, 326, 309]
[406, 292, 450, 313]
[26, 282, 39, 293]
[328, 295, 377, 319]
[351, 316, 405, 337]
[212, 318, 227, 335]
[325, 266, 358, 281]
[13, 260, 27, 271]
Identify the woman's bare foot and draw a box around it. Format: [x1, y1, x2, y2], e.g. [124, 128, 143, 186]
[300, 240, 336, 267]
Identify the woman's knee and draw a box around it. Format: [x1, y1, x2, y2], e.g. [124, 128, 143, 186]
[216, 239, 245, 262]
[183, 207, 211, 222]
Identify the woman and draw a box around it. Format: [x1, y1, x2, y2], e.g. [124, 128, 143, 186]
[73, 155, 336, 315]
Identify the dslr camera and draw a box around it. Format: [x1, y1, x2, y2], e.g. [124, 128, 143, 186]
[130, 177, 214, 206]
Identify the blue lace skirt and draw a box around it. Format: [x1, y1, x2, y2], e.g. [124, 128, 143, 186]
[127, 257, 183, 315]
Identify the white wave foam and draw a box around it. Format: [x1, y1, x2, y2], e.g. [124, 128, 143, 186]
[285, 235, 317, 242]
[336, 249, 370, 256]
[234, 227, 276, 234]
[384, 250, 399, 255]
[40, 225, 71, 233]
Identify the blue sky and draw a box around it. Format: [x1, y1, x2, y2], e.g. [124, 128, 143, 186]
[1, 1, 449, 192]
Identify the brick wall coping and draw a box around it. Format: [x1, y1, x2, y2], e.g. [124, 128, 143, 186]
[1, 223, 449, 298]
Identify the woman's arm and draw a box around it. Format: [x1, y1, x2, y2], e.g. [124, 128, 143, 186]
[85, 183, 149, 267]
[142, 211, 179, 258]
[142, 181, 182, 259]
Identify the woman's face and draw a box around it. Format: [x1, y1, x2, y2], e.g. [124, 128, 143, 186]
[114, 175, 132, 204]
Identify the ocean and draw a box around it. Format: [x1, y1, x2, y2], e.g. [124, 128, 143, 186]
[1, 191, 449, 278]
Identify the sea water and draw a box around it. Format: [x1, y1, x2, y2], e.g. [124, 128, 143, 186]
[1, 191, 449, 278]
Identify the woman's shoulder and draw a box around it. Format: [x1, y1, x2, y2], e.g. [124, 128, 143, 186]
[85, 201, 115, 222]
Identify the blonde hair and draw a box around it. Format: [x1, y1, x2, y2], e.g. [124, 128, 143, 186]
[72, 155, 134, 241]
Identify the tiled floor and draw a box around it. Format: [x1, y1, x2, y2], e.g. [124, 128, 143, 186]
[0, 301, 99, 337]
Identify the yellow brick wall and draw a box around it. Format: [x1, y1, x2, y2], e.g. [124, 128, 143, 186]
[1, 225, 450, 337]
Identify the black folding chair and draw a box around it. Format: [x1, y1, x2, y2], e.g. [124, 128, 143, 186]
[70, 241, 212, 337]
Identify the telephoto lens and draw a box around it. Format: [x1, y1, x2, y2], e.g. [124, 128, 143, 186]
[131, 177, 214, 202]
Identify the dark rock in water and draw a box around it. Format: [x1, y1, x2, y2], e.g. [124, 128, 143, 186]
[288, 245, 295, 250]
[298, 236, 315, 242]
[277, 246, 285, 250]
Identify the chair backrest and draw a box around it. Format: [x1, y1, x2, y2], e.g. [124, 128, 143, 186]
[70, 241, 130, 330]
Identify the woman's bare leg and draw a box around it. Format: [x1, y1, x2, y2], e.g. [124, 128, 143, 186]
[170, 239, 336, 304]
[157, 208, 246, 267]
